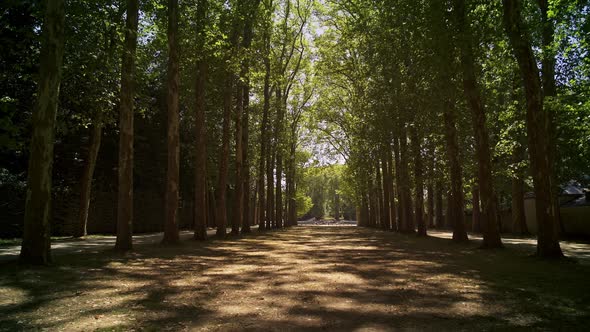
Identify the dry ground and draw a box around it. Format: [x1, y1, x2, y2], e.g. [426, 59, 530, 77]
[1, 226, 589, 331]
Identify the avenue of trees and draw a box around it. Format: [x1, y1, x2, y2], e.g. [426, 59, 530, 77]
[313, 0, 589, 258]
[0, 0, 588, 264]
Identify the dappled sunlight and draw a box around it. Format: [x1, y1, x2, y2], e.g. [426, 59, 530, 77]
[1, 226, 590, 330]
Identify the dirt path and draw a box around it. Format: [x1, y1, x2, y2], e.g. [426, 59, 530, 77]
[1, 226, 589, 331]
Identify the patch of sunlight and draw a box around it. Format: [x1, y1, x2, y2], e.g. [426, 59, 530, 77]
[353, 322, 396, 331]
[0, 286, 28, 306]
[505, 313, 543, 327]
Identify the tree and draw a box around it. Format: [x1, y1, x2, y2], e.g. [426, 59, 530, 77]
[240, 0, 261, 234]
[216, 3, 242, 238]
[430, 0, 468, 242]
[454, 0, 502, 248]
[115, 0, 139, 252]
[19, 0, 66, 264]
[162, 0, 180, 244]
[502, 0, 563, 258]
[193, 0, 209, 241]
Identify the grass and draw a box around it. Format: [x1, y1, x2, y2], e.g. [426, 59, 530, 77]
[0, 226, 589, 331]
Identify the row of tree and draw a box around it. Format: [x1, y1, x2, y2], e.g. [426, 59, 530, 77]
[312, 0, 589, 258]
[12, 0, 317, 264]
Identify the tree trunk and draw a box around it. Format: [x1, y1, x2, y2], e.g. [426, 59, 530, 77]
[537, 0, 563, 236]
[411, 127, 426, 236]
[232, 75, 244, 236]
[472, 185, 481, 233]
[360, 190, 369, 227]
[267, 148, 275, 229]
[20, 0, 65, 264]
[503, 0, 563, 257]
[381, 148, 391, 230]
[512, 175, 528, 235]
[258, 58, 270, 231]
[216, 11, 241, 238]
[274, 90, 286, 228]
[193, 0, 208, 241]
[435, 181, 444, 228]
[76, 24, 118, 239]
[442, 106, 468, 242]
[241, 74, 252, 234]
[241, 1, 260, 233]
[426, 175, 435, 229]
[393, 135, 403, 231]
[375, 158, 384, 229]
[387, 145, 396, 230]
[194, 60, 208, 241]
[163, 0, 180, 244]
[216, 69, 232, 238]
[399, 126, 414, 233]
[76, 118, 103, 238]
[511, 139, 528, 235]
[455, 0, 502, 248]
[286, 137, 297, 227]
[430, 0, 467, 242]
[115, 0, 139, 252]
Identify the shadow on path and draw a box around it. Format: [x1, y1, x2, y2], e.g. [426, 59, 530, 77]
[1, 226, 589, 331]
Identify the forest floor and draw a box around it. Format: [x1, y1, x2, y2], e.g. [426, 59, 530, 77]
[1, 226, 590, 331]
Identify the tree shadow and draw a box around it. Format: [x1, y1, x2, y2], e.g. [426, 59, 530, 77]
[1, 226, 589, 331]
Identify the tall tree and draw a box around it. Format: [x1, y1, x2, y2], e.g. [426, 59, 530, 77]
[455, 0, 502, 248]
[162, 0, 180, 244]
[257, 0, 273, 231]
[411, 127, 426, 236]
[240, 0, 261, 233]
[115, 0, 139, 252]
[502, 0, 563, 257]
[19, 0, 66, 264]
[216, 4, 241, 238]
[431, 0, 468, 242]
[193, 0, 209, 241]
[76, 114, 103, 238]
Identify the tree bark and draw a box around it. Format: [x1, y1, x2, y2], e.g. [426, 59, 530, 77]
[241, 74, 252, 234]
[443, 107, 468, 242]
[240, 2, 259, 233]
[20, 0, 65, 264]
[381, 148, 391, 230]
[387, 145, 397, 231]
[410, 127, 426, 236]
[193, 0, 208, 241]
[163, 0, 180, 244]
[216, 71, 232, 238]
[455, 0, 502, 248]
[267, 148, 275, 229]
[512, 174, 528, 235]
[76, 117, 103, 238]
[426, 153, 435, 229]
[393, 135, 403, 231]
[258, 35, 271, 231]
[232, 75, 244, 236]
[216, 10, 241, 238]
[286, 136, 297, 226]
[115, 0, 139, 252]
[537, 0, 563, 236]
[399, 126, 414, 233]
[503, 0, 563, 257]
[374, 158, 383, 228]
[435, 181, 444, 228]
[194, 59, 208, 241]
[273, 89, 286, 228]
[472, 185, 481, 233]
